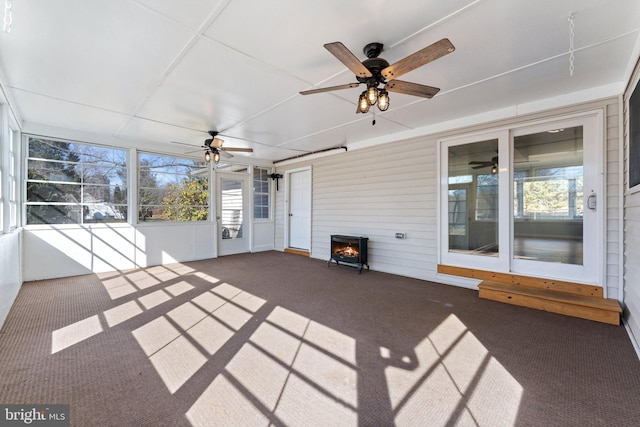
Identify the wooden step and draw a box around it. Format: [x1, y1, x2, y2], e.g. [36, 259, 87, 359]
[438, 264, 621, 325]
[478, 281, 621, 325]
[284, 248, 310, 257]
[438, 264, 602, 297]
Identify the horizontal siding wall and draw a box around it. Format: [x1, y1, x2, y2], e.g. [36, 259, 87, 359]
[313, 142, 437, 279]
[276, 138, 439, 281]
[276, 98, 622, 292]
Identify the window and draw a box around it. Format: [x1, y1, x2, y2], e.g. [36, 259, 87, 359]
[138, 153, 208, 222]
[253, 167, 270, 219]
[8, 128, 18, 228]
[26, 137, 127, 224]
[475, 173, 499, 221]
[448, 188, 466, 236]
[0, 105, 19, 232]
[0, 119, 3, 232]
[514, 166, 583, 220]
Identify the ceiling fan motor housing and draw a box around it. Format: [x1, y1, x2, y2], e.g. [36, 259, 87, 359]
[358, 43, 388, 85]
[359, 58, 390, 85]
[363, 42, 384, 58]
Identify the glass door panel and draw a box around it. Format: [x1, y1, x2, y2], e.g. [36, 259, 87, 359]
[220, 179, 244, 241]
[217, 173, 250, 256]
[513, 126, 583, 265]
[510, 113, 601, 284]
[447, 139, 499, 257]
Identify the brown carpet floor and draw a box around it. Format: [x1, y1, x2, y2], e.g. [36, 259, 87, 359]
[1, 251, 639, 426]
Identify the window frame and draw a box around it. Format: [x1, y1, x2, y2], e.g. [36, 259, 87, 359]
[252, 167, 271, 221]
[136, 151, 210, 224]
[25, 135, 128, 226]
[8, 127, 18, 229]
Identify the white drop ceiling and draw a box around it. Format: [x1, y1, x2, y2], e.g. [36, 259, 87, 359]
[0, 0, 638, 162]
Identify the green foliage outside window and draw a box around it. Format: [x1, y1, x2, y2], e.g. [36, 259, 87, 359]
[159, 177, 209, 222]
[137, 153, 209, 222]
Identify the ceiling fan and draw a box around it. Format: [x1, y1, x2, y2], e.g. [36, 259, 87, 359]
[191, 131, 254, 164]
[300, 38, 455, 113]
[469, 156, 499, 173]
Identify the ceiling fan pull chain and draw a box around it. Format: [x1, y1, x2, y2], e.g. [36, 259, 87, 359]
[568, 13, 575, 77]
[3, 0, 12, 34]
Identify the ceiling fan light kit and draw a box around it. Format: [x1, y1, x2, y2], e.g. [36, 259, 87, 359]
[301, 38, 455, 115]
[358, 91, 370, 113]
[200, 131, 253, 164]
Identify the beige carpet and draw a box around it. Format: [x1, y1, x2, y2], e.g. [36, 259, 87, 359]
[1, 251, 639, 426]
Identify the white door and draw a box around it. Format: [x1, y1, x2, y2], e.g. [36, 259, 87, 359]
[217, 173, 250, 256]
[287, 168, 311, 250]
[440, 111, 603, 284]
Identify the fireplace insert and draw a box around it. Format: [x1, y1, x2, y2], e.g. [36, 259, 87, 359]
[328, 235, 369, 273]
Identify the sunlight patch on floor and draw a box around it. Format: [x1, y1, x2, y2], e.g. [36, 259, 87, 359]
[52, 265, 214, 354]
[99, 263, 196, 300]
[101, 276, 138, 299]
[385, 314, 523, 426]
[103, 300, 144, 327]
[149, 335, 208, 394]
[165, 280, 195, 296]
[132, 285, 267, 395]
[187, 375, 270, 426]
[187, 306, 358, 427]
[191, 271, 220, 284]
[51, 315, 103, 354]
[51, 265, 523, 425]
[138, 289, 172, 310]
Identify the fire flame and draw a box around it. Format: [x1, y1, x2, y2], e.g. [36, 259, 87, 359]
[336, 244, 359, 257]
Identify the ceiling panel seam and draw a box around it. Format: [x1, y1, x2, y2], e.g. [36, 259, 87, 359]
[388, 0, 485, 50]
[438, 29, 640, 99]
[115, 0, 233, 137]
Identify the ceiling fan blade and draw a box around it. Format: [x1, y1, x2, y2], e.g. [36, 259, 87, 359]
[381, 38, 455, 80]
[220, 150, 233, 159]
[385, 80, 440, 98]
[300, 83, 360, 95]
[470, 153, 498, 169]
[184, 148, 205, 154]
[220, 147, 254, 153]
[324, 42, 373, 78]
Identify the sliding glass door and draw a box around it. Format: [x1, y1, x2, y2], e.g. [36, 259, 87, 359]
[440, 112, 602, 284]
